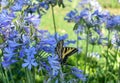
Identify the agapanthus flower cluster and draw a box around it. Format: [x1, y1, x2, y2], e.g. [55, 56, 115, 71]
[0, 0, 87, 82]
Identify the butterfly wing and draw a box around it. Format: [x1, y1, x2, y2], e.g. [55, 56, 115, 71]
[61, 47, 78, 63]
[55, 40, 78, 63]
[55, 40, 64, 59]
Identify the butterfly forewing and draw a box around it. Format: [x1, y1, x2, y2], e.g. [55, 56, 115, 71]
[55, 40, 64, 59]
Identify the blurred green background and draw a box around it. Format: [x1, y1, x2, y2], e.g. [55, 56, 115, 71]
[41, 0, 120, 38]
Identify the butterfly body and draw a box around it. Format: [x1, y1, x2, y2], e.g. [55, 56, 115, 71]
[55, 40, 78, 63]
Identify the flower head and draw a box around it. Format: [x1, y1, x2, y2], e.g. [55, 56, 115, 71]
[71, 67, 86, 81]
[22, 55, 38, 70]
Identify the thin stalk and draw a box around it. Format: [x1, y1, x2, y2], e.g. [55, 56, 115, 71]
[9, 68, 14, 83]
[5, 70, 9, 83]
[0, 64, 6, 83]
[76, 33, 79, 67]
[87, 45, 94, 83]
[115, 47, 119, 83]
[83, 28, 89, 83]
[26, 69, 31, 83]
[33, 68, 35, 83]
[84, 29, 89, 74]
[51, 5, 57, 41]
[28, 69, 34, 83]
[118, 62, 120, 83]
[105, 30, 111, 83]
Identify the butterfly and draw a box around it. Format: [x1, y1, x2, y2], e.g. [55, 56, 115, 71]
[55, 40, 78, 63]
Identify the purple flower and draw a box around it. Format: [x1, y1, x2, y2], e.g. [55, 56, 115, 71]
[22, 55, 38, 70]
[71, 67, 86, 81]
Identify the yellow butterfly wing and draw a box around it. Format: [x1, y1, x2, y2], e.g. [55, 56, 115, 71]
[55, 40, 64, 59]
[55, 40, 78, 63]
[62, 47, 78, 63]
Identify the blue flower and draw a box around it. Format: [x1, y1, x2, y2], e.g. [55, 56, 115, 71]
[7, 40, 21, 48]
[17, 0, 31, 5]
[39, 37, 56, 53]
[111, 32, 120, 48]
[25, 47, 37, 57]
[48, 55, 60, 76]
[0, 10, 15, 27]
[106, 15, 120, 29]
[39, 1, 49, 10]
[25, 14, 40, 27]
[3, 47, 15, 61]
[11, 2, 23, 11]
[54, 33, 68, 41]
[2, 59, 17, 68]
[48, 55, 60, 70]
[40, 62, 51, 72]
[21, 34, 30, 44]
[22, 55, 38, 70]
[64, 10, 78, 22]
[2, 47, 17, 68]
[71, 67, 86, 81]
[64, 40, 76, 46]
[9, 30, 19, 39]
[74, 25, 84, 34]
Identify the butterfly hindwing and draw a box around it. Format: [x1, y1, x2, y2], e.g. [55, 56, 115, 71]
[55, 40, 78, 63]
[62, 47, 78, 63]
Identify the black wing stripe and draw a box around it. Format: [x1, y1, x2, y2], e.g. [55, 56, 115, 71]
[62, 48, 78, 63]
[55, 40, 64, 58]
[62, 47, 78, 59]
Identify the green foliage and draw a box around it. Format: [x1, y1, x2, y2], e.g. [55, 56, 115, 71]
[98, 0, 120, 8]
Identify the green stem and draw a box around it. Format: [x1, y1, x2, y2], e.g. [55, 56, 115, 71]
[118, 62, 120, 83]
[0, 64, 6, 83]
[26, 69, 31, 83]
[83, 28, 89, 83]
[105, 30, 110, 83]
[33, 68, 35, 83]
[51, 5, 57, 41]
[9, 68, 14, 83]
[5, 70, 9, 83]
[116, 47, 120, 83]
[76, 33, 79, 67]
[87, 45, 94, 83]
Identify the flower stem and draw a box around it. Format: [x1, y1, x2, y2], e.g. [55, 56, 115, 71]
[83, 28, 89, 80]
[87, 45, 94, 83]
[9, 68, 15, 83]
[105, 30, 111, 83]
[76, 33, 79, 67]
[5, 70, 9, 83]
[51, 5, 57, 41]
